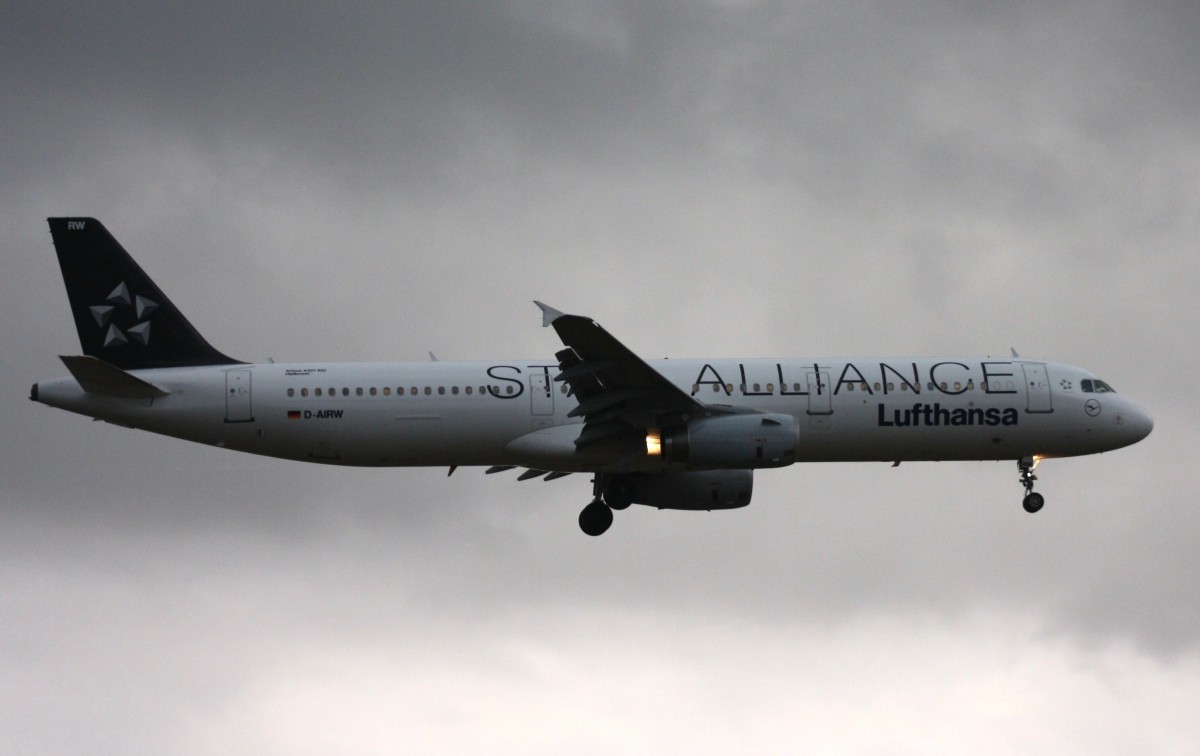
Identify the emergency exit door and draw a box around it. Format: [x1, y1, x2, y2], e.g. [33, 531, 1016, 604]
[529, 373, 554, 416]
[1022, 363, 1053, 413]
[225, 369, 253, 422]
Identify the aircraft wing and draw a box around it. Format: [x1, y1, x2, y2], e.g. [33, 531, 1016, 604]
[535, 302, 711, 447]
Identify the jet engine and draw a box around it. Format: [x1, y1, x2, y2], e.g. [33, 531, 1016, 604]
[604, 470, 753, 511]
[647, 413, 797, 469]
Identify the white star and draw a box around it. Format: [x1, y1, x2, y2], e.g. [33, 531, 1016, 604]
[107, 281, 131, 305]
[128, 321, 151, 345]
[135, 295, 158, 319]
[90, 305, 115, 327]
[103, 324, 128, 347]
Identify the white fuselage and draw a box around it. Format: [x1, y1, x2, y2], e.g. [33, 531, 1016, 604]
[33, 356, 1154, 471]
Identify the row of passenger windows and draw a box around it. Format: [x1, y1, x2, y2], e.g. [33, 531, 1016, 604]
[288, 379, 1021, 399]
[288, 385, 517, 398]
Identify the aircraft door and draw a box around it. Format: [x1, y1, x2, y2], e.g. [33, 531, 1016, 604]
[1022, 363, 1053, 413]
[225, 369, 253, 422]
[529, 373, 554, 416]
[806, 370, 832, 415]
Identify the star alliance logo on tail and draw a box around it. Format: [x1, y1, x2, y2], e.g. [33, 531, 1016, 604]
[90, 281, 158, 348]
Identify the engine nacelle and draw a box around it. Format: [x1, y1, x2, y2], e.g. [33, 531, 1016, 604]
[605, 470, 753, 511]
[649, 413, 797, 469]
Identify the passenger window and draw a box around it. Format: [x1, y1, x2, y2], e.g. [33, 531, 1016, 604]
[753, 383, 760, 392]
[315, 388, 323, 397]
[383, 387, 391, 396]
[848, 383, 855, 392]
[953, 382, 962, 391]
[887, 383, 894, 392]
[370, 387, 377, 396]
[739, 384, 747, 393]
[452, 386, 459, 395]
[507, 385, 515, 395]
[355, 387, 362, 396]
[438, 387, 445, 395]
[726, 384, 734, 394]
[693, 384, 700, 394]
[301, 388, 308, 397]
[340, 388, 348, 397]
[329, 388, 335, 396]
[287, 388, 295, 397]
[859, 383, 867, 392]
[424, 387, 431, 396]
[466, 386, 473, 395]
[874, 383, 882, 391]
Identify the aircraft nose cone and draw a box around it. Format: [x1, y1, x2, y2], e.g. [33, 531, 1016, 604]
[1127, 405, 1154, 443]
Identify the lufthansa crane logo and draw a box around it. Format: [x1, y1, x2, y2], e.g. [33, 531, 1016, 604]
[1084, 399, 1101, 417]
[90, 281, 157, 348]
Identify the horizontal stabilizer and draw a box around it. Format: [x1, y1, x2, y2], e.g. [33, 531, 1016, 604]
[59, 355, 169, 398]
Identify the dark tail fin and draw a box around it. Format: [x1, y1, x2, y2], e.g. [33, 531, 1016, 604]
[47, 218, 241, 369]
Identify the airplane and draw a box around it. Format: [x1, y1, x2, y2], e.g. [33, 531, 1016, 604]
[31, 218, 1154, 535]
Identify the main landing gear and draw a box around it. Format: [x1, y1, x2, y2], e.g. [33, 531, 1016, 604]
[579, 499, 613, 536]
[1019, 456, 1044, 513]
[578, 474, 631, 536]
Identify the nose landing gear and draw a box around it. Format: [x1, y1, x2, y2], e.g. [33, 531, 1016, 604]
[1019, 456, 1044, 513]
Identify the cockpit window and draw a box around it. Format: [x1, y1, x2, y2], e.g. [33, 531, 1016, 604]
[1081, 379, 1116, 394]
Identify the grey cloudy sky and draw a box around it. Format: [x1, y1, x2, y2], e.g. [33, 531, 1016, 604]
[3, 2, 1198, 752]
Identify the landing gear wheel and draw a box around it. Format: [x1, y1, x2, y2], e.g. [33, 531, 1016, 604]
[1017, 456, 1043, 513]
[604, 479, 633, 511]
[579, 500, 614, 536]
[605, 494, 632, 511]
[1022, 492, 1045, 514]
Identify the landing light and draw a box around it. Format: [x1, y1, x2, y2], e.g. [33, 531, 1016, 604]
[646, 428, 662, 457]
[1032, 455, 1043, 470]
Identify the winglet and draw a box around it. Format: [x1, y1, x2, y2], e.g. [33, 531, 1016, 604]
[534, 301, 565, 327]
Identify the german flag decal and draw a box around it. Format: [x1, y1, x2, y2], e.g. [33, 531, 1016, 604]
[287, 410, 301, 419]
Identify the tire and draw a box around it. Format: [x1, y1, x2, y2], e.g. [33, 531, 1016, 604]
[579, 501, 614, 536]
[1022, 492, 1045, 513]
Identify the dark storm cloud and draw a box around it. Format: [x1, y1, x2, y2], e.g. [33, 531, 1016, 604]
[5, 2, 675, 193]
